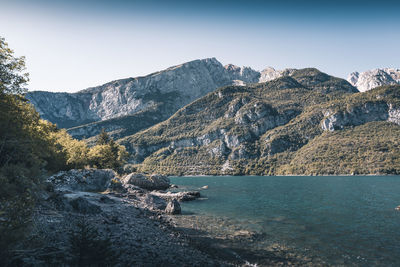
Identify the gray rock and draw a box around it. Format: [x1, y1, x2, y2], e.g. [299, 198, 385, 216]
[224, 64, 260, 84]
[26, 58, 260, 138]
[47, 169, 116, 192]
[69, 197, 102, 214]
[259, 67, 297, 83]
[321, 102, 400, 131]
[142, 194, 167, 211]
[165, 199, 181, 215]
[123, 173, 170, 191]
[151, 191, 201, 202]
[178, 191, 201, 201]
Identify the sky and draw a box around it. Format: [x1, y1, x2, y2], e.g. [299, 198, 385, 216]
[1, 0, 400, 93]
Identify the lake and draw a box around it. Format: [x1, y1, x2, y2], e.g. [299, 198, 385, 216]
[170, 176, 400, 266]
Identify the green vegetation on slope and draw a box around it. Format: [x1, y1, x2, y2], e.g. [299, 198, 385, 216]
[280, 121, 400, 175]
[119, 68, 396, 176]
[0, 37, 128, 261]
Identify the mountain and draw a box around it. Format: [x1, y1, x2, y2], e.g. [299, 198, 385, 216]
[259, 67, 297, 83]
[27, 60, 400, 175]
[348, 68, 400, 92]
[27, 58, 277, 140]
[115, 68, 400, 176]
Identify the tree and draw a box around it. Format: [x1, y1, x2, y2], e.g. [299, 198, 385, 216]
[96, 129, 111, 145]
[49, 129, 89, 170]
[68, 217, 117, 266]
[0, 36, 34, 263]
[88, 130, 129, 170]
[0, 37, 29, 95]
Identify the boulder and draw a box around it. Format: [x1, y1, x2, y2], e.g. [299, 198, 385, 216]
[150, 191, 201, 202]
[69, 197, 102, 214]
[123, 173, 170, 191]
[142, 194, 167, 211]
[165, 199, 181, 215]
[178, 191, 201, 201]
[47, 169, 116, 192]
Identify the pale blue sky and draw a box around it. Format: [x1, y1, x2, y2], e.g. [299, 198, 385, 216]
[1, 0, 399, 92]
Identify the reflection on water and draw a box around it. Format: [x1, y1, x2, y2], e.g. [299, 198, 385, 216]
[170, 175, 400, 266]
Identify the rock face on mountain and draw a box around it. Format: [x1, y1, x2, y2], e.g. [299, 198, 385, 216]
[321, 101, 400, 131]
[119, 68, 398, 176]
[27, 58, 268, 139]
[25, 58, 314, 141]
[27, 58, 233, 129]
[348, 68, 400, 92]
[259, 67, 297, 83]
[224, 64, 260, 84]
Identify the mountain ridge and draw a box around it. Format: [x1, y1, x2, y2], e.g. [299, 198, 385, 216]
[122, 80, 399, 175]
[116, 68, 400, 176]
[26, 58, 399, 145]
[26, 58, 296, 139]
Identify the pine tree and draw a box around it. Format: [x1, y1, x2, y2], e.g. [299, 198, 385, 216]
[68, 217, 117, 266]
[96, 129, 111, 145]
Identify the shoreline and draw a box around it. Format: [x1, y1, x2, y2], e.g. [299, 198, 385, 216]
[12, 170, 398, 266]
[170, 173, 400, 178]
[10, 176, 321, 266]
[11, 188, 234, 266]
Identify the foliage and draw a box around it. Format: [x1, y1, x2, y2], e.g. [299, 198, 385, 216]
[0, 37, 29, 94]
[49, 129, 89, 169]
[88, 131, 129, 170]
[280, 121, 400, 175]
[0, 37, 37, 260]
[124, 70, 400, 176]
[68, 217, 117, 266]
[0, 37, 127, 260]
[96, 129, 111, 145]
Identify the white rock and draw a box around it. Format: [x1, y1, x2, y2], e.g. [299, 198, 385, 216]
[347, 68, 400, 92]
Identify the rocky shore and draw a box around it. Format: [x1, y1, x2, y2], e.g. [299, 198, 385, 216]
[8, 169, 230, 266]
[8, 169, 325, 266]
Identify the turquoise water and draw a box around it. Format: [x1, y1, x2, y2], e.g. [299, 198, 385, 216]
[170, 176, 400, 266]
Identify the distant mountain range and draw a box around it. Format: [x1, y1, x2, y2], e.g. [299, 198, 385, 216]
[26, 59, 400, 175]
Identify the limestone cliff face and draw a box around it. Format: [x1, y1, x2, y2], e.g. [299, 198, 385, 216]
[25, 91, 95, 129]
[26, 58, 262, 137]
[348, 68, 400, 92]
[258, 67, 296, 83]
[121, 68, 360, 171]
[321, 102, 400, 131]
[224, 64, 260, 84]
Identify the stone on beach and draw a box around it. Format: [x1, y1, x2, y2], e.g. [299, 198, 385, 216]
[165, 199, 181, 215]
[68, 196, 102, 214]
[47, 169, 116, 192]
[151, 191, 201, 202]
[142, 194, 168, 211]
[123, 173, 170, 191]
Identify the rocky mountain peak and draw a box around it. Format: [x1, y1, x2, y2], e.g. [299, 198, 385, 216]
[347, 68, 400, 92]
[259, 67, 297, 83]
[26, 58, 270, 136]
[224, 64, 260, 84]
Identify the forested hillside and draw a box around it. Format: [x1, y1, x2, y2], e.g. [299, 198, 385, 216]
[119, 70, 400, 176]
